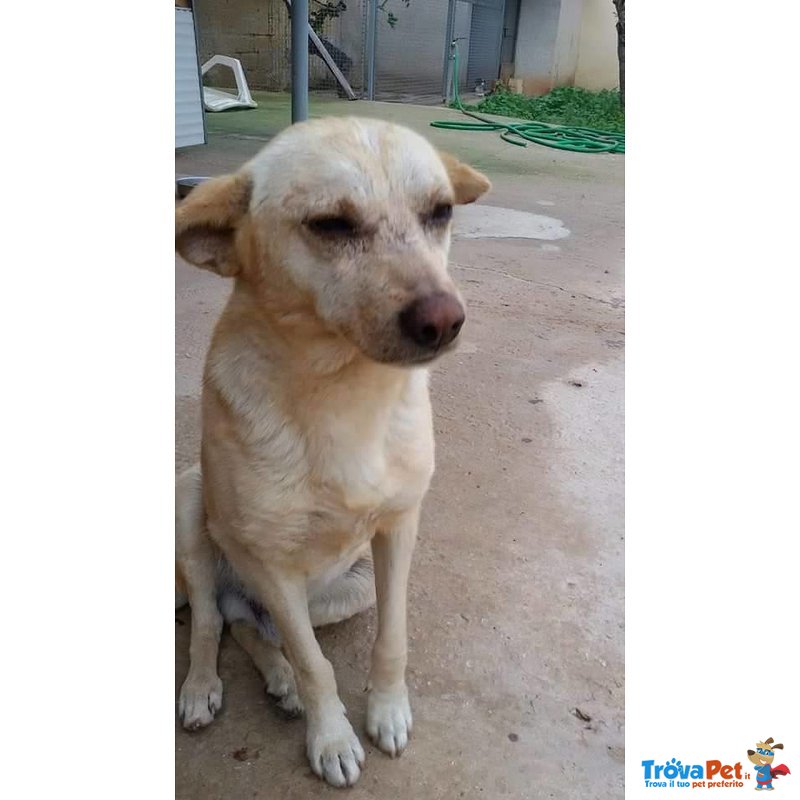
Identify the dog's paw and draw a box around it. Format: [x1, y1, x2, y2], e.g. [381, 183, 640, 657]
[179, 672, 223, 730]
[366, 686, 412, 757]
[264, 660, 304, 718]
[307, 714, 365, 787]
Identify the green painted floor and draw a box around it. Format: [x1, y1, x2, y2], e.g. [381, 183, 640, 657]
[199, 91, 618, 180]
[203, 91, 445, 139]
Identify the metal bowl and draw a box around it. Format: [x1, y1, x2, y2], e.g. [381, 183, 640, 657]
[176, 176, 209, 199]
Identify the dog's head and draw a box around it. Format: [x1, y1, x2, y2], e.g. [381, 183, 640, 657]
[747, 738, 783, 766]
[176, 117, 490, 365]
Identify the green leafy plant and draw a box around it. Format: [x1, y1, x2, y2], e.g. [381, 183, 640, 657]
[378, 0, 411, 29]
[459, 86, 625, 133]
[309, 1, 347, 34]
[308, 0, 410, 33]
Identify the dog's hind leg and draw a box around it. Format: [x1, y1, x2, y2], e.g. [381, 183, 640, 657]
[229, 621, 303, 716]
[176, 464, 224, 730]
[219, 543, 367, 788]
[308, 556, 376, 628]
[222, 557, 374, 719]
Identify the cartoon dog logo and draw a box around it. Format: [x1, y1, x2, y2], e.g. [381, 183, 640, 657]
[747, 738, 790, 791]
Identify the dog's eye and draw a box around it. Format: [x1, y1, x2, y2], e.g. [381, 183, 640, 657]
[306, 216, 358, 237]
[422, 203, 453, 227]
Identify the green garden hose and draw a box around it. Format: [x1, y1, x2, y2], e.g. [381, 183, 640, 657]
[431, 45, 624, 154]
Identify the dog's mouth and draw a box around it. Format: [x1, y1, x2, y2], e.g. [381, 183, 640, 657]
[368, 336, 461, 367]
[405, 339, 460, 365]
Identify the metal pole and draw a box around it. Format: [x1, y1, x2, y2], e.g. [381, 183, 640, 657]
[291, 0, 309, 122]
[441, 0, 457, 103]
[365, 0, 377, 101]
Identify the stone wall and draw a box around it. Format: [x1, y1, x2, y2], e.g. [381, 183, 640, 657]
[194, 0, 290, 90]
[193, 0, 365, 92]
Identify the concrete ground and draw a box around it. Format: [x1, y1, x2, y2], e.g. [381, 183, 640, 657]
[176, 94, 624, 799]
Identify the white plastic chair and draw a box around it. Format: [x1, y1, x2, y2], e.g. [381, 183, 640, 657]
[201, 55, 258, 112]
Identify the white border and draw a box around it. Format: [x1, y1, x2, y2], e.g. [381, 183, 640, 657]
[627, 2, 800, 798]
[3, 2, 173, 797]
[3, 2, 799, 798]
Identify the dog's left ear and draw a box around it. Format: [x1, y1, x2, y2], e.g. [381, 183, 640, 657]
[438, 151, 491, 205]
[175, 173, 252, 277]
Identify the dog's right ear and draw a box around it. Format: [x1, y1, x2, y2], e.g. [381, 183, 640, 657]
[438, 151, 491, 205]
[175, 173, 252, 277]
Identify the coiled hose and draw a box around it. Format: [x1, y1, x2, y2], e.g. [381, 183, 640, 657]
[430, 44, 624, 154]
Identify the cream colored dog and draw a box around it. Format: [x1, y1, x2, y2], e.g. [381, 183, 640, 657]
[175, 117, 490, 787]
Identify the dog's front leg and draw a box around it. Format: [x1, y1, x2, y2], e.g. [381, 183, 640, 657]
[228, 551, 365, 787]
[176, 467, 223, 731]
[367, 506, 419, 757]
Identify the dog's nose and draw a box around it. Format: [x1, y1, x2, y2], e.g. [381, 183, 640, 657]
[399, 292, 465, 350]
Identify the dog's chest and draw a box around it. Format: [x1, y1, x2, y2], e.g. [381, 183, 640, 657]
[208, 366, 434, 569]
[291, 428, 427, 569]
[238, 399, 433, 572]
[312, 399, 433, 518]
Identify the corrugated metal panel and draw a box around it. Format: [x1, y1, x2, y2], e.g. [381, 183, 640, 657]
[175, 8, 205, 148]
[466, 2, 504, 89]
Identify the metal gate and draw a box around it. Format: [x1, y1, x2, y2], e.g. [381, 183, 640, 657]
[363, 0, 506, 103]
[305, 0, 368, 96]
[369, 0, 451, 103]
[196, 0, 510, 105]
